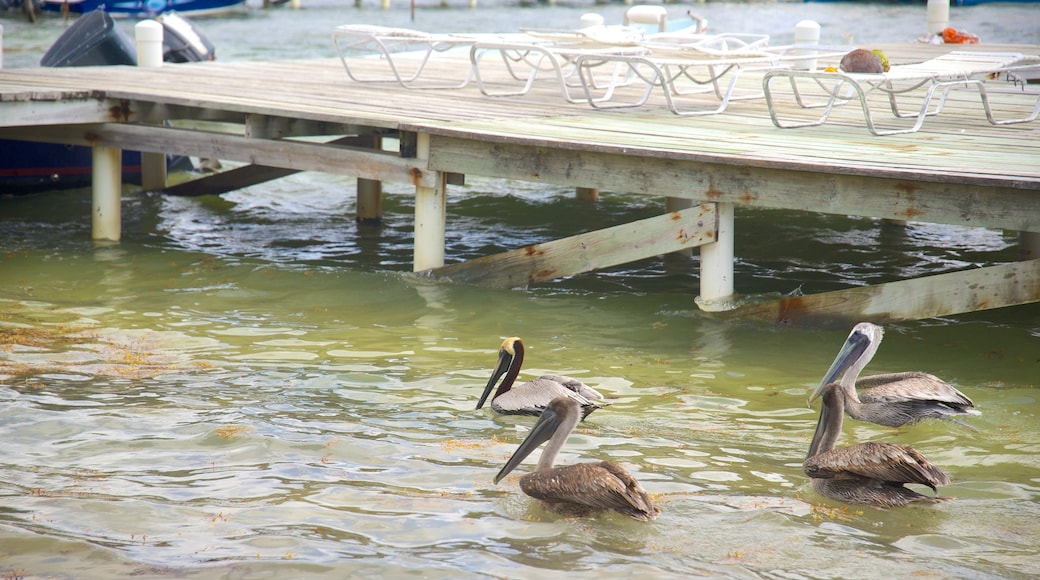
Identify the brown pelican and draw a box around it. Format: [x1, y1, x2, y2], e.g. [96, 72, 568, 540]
[494, 396, 660, 520]
[805, 381, 952, 507]
[811, 322, 980, 428]
[477, 337, 608, 420]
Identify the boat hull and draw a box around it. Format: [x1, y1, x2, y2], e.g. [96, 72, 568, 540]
[40, 0, 245, 18]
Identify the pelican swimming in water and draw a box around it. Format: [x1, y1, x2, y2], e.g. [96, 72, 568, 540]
[805, 381, 952, 507]
[811, 322, 980, 428]
[477, 337, 608, 420]
[494, 396, 660, 520]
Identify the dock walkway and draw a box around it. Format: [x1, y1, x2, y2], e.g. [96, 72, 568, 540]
[1, 42, 1038, 325]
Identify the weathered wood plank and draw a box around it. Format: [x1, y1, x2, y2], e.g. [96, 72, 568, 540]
[720, 259, 1040, 328]
[2, 123, 438, 189]
[426, 135, 1039, 232]
[157, 135, 373, 196]
[422, 204, 717, 287]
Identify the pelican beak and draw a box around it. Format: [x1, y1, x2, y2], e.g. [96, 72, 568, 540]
[494, 404, 560, 484]
[808, 329, 871, 407]
[476, 349, 512, 410]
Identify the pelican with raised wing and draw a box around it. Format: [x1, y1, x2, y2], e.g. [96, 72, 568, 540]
[477, 337, 608, 420]
[494, 396, 660, 520]
[810, 322, 980, 428]
[805, 381, 952, 507]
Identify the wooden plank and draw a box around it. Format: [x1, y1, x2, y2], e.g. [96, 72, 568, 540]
[426, 135, 1040, 232]
[422, 204, 717, 287]
[2, 123, 438, 189]
[720, 259, 1040, 328]
[158, 135, 371, 196]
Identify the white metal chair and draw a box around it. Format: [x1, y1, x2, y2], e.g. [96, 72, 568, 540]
[468, 25, 651, 104]
[762, 50, 1040, 136]
[571, 33, 811, 116]
[332, 25, 526, 90]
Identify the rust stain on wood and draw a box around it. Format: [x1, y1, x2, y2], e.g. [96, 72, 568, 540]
[895, 181, 923, 195]
[108, 101, 132, 122]
[901, 206, 924, 220]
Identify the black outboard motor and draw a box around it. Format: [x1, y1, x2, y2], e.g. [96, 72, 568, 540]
[41, 8, 216, 67]
[40, 8, 137, 67]
[158, 11, 216, 63]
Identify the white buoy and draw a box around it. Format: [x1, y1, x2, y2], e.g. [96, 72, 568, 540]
[135, 20, 164, 68]
[579, 13, 604, 29]
[793, 20, 821, 71]
[927, 0, 950, 36]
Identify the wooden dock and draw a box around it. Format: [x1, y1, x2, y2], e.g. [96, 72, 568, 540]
[2, 41, 1038, 326]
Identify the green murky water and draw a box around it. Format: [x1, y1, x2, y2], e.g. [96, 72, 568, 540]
[2, 2, 1039, 578]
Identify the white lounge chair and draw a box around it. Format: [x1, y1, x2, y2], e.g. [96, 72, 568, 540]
[468, 25, 651, 104]
[762, 50, 1040, 136]
[571, 34, 845, 116]
[332, 24, 526, 89]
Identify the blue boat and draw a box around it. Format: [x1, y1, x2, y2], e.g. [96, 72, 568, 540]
[40, 0, 245, 18]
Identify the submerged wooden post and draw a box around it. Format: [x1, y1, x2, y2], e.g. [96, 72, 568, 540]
[356, 135, 383, 224]
[1021, 231, 1040, 260]
[414, 133, 446, 271]
[575, 186, 599, 202]
[696, 201, 734, 310]
[92, 145, 122, 242]
[136, 20, 166, 191]
[357, 178, 382, 224]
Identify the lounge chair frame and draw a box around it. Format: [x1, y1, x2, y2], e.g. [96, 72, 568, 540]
[762, 51, 1040, 136]
[333, 25, 522, 89]
[571, 35, 844, 116]
[468, 26, 653, 104]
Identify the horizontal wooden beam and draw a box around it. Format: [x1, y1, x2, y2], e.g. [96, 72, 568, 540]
[0, 124, 436, 188]
[721, 259, 1040, 328]
[427, 135, 1040, 232]
[158, 136, 372, 196]
[421, 204, 717, 287]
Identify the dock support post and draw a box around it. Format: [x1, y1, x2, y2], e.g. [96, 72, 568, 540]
[92, 145, 122, 242]
[696, 201, 734, 311]
[136, 20, 166, 191]
[1021, 231, 1040, 260]
[357, 178, 382, 224]
[926, 0, 950, 36]
[357, 135, 383, 224]
[414, 133, 446, 271]
[575, 186, 599, 202]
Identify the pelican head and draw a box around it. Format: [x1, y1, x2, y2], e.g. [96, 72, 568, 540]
[493, 396, 575, 484]
[477, 337, 523, 410]
[809, 322, 884, 407]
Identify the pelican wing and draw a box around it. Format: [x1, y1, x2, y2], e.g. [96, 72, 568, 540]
[804, 441, 950, 490]
[537, 375, 606, 401]
[857, 372, 976, 408]
[494, 376, 608, 418]
[520, 462, 659, 521]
